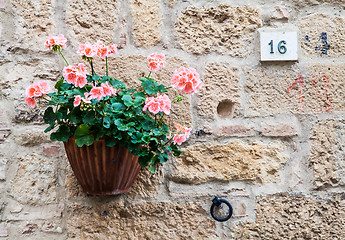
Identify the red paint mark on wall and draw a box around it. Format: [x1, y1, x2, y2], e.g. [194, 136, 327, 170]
[311, 73, 332, 112]
[287, 73, 304, 111]
[287, 72, 332, 112]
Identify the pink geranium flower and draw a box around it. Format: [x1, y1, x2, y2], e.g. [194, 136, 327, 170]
[147, 53, 165, 72]
[143, 93, 171, 115]
[157, 94, 171, 115]
[171, 123, 192, 145]
[171, 67, 202, 95]
[96, 46, 108, 58]
[173, 134, 186, 145]
[78, 42, 95, 58]
[82, 92, 92, 103]
[45, 34, 67, 49]
[62, 63, 88, 88]
[25, 96, 37, 108]
[26, 81, 50, 98]
[101, 82, 116, 96]
[89, 86, 105, 101]
[25, 81, 50, 108]
[73, 95, 82, 107]
[75, 75, 87, 88]
[107, 44, 118, 55]
[65, 72, 77, 85]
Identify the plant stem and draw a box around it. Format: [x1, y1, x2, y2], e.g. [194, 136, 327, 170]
[148, 71, 152, 78]
[158, 113, 165, 126]
[88, 59, 95, 75]
[106, 56, 108, 76]
[58, 48, 69, 65]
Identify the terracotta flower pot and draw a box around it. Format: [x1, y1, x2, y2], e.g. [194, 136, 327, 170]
[63, 137, 141, 195]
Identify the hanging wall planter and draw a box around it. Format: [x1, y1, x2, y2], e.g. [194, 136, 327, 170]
[64, 137, 141, 195]
[24, 34, 202, 196]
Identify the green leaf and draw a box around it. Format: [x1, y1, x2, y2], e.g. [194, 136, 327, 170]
[50, 125, 70, 142]
[83, 111, 96, 124]
[134, 96, 145, 107]
[43, 107, 55, 125]
[44, 124, 55, 133]
[112, 102, 125, 112]
[110, 79, 126, 89]
[105, 135, 117, 147]
[138, 153, 153, 168]
[156, 84, 167, 92]
[142, 79, 160, 95]
[102, 76, 110, 82]
[142, 118, 155, 131]
[68, 109, 81, 124]
[60, 83, 72, 91]
[122, 94, 134, 107]
[74, 124, 94, 147]
[158, 152, 169, 163]
[103, 116, 111, 128]
[57, 95, 68, 103]
[55, 78, 63, 90]
[56, 107, 68, 121]
[92, 75, 100, 81]
[115, 119, 129, 131]
[153, 128, 163, 136]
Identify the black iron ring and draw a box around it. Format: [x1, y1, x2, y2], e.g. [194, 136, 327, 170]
[210, 197, 233, 222]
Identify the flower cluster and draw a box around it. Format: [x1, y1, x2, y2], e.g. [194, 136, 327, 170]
[147, 53, 165, 72]
[171, 123, 192, 145]
[78, 41, 118, 59]
[73, 82, 117, 107]
[25, 81, 50, 107]
[45, 34, 67, 49]
[171, 67, 202, 95]
[63, 63, 88, 88]
[143, 93, 171, 115]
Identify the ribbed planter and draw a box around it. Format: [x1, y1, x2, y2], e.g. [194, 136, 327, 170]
[63, 137, 141, 195]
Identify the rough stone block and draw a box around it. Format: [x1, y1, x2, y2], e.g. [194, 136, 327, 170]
[15, 128, 51, 146]
[298, 14, 345, 57]
[11, 0, 56, 50]
[14, 102, 45, 123]
[67, 201, 219, 239]
[0, 223, 8, 237]
[261, 123, 297, 137]
[246, 63, 345, 115]
[172, 141, 287, 184]
[198, 63, 240, 119]
[175, 5, 262, 56]
[0, 133, 5, 142]
[215, 125, 255, 137]
[231, 200, 247, 217]
[232, 193, 345, 239]
[66, 0, 119, 45]
[130, 0, 161, 47]
[0, 0, 5, 9]
[168, 182, 250, 198]
[42, 145, 61, 157]
[126, 167, 163, 198]
[271, 6, 289, 20]
[10, 155, 56, 205]
[309, 119, 345, 188]
[0, 158, 6, 180]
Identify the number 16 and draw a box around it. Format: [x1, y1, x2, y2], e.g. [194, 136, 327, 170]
[268, 40, 287, 54]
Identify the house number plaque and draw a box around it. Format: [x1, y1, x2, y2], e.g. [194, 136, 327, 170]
[260, 31, 298, 61]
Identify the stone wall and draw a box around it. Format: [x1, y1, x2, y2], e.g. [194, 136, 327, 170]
[0, 0, 345, 239]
